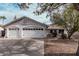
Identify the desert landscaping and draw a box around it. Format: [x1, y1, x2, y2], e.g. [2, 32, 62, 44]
[44, 32, 79, 56]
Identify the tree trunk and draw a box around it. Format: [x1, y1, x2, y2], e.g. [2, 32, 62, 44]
[67, 32, 73, 40]
[67, 31, 75, 40]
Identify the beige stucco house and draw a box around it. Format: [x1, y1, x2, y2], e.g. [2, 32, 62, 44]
[3, 16, 49, 39]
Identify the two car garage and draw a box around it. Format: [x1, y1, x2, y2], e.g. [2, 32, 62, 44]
[6, 27, 48, 38]
[4, 16, 48, 39]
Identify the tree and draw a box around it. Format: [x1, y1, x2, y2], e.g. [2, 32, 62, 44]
[16, 3, 79, 14]
[34, 3, 65, 14]
[53, 4, 79, 39]
[16, 3, 31, 10]
[0, 16, 6, 25]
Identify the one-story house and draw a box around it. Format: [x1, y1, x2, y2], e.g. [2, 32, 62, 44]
[0, 16, 65, 39]
[3, 16, 49, 39]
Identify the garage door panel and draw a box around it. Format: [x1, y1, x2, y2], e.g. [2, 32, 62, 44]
[8, 30, 19, 38]
[22, 30, 47, 38]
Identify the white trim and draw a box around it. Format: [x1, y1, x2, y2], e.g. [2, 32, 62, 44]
[21, 27, 23, 38]
[6, 28, 9, 38]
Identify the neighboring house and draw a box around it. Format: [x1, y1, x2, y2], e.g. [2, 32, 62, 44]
[0, 25, 4, 37]
[3, 16, 48, 39]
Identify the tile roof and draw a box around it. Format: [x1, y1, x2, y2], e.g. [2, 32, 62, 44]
[4, 16, 48, 28]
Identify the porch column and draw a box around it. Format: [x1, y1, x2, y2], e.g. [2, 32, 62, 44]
[43, 28, 46, 37]
[6, 28, 9, 38]
[57, 29, 59, 35]
[20, 27, 23, 38]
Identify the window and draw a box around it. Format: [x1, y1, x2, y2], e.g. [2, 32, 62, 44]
[59, 29, 64, 33]
[23, 28, 43, 30]
[38, 28, 43, 30]
[9, 28, 19, 30]
[23, 28, 27, 30]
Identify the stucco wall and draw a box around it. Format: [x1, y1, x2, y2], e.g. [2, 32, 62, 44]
[4, 17, 48, 38]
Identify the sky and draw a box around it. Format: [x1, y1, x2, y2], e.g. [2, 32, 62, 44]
[0, 3, 51, 25]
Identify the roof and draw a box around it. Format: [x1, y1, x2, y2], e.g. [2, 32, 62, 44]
[48, 24, 64, 29]
[4, 16, 48, 28]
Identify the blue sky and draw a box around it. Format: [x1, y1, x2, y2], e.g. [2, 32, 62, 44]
[0, 3, 51, 25]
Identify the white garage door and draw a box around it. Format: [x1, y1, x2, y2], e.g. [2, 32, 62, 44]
[22, 29, 47, 38]
[8, 28, 20, 38]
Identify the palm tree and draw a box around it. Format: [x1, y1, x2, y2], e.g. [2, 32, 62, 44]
[0, 16, 6, 38]
[0, 16, 6, 25]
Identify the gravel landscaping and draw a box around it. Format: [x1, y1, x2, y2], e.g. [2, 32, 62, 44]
[44, 39, 78, 56]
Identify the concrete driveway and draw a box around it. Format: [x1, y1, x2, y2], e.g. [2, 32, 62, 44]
[0, 38, 44, 56]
